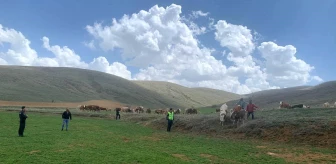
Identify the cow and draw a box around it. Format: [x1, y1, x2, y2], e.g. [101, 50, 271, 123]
[219, 103, 231, 126]
[230, 105, 246, 127]
[99, 107, 107, 111]
[174, 109, 181, 114]
[121, 106, 132, 113]
[86, 105, 100, 112]
[185, 108, 198, 114]
[290, 104, 304, 109]
[323, 102, 330, 108]
[146, 108, 151, 113]
[155, 109, 165, 114]
[79, 105, 86, 111]
[279, 101, 291, 109]
[134, 106, 144, 113]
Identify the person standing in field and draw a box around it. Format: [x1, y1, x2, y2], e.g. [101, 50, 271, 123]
[18, 106, 28, 137]
[236, 98, 247, 110]
[166, 108, 174, 132]
[61, 108, 72, 131]
[246, 100, 258, 120]
[116, 108, 121, 120]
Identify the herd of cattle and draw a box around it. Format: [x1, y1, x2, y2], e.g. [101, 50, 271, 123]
[279, 101, 336, 109]
[77, 100, 336, 128]
[78, 105, 198, 114]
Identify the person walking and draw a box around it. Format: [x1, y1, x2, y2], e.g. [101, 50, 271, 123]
[166, 108, 174, 132]
[61, 108, 72, 131]
[246, 99, 258, 120]
[18, 106, 28, 137]
[116, 108, 121, 120]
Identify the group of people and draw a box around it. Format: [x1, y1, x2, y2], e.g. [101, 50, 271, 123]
[18, 106, 72, 137]
[236, 98, 258, 120]
[17, 98, 256, 136]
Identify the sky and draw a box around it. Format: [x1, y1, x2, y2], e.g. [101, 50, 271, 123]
[0, 0, 335, 94]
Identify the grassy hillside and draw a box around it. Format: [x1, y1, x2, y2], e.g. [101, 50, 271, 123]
[133, 81, 240, 108]
[1, 110, 335, 163]
[222, 81, 336, 109]
[0, 66, 182, 108]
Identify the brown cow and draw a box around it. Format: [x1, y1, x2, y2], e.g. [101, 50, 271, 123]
[134, 106, 144, 113]
[174, 109, 181, 114]
[99, 107, 107, 111]
[185, 108, 198, 114]
[87, 105, 100, 112]
[230, 105, 246, 127]
[79, 105, 86, 111]
[279, 101, 291, 109]
[155, 109, 166, 114]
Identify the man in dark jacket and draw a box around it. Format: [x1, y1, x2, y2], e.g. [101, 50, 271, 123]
[116, 108, 121, 120]
[18, 106, 28, 137]
[62, 108, 72, 131]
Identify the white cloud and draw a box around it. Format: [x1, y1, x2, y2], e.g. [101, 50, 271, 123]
[85, 4, 260, 94]
[85, 3, 322, 94]
[190, 10, 209, 19]
[0, 24, 131, 80]
[89, 57, 131, 79]
[214, 20, 277, 92]
[257, 42, 321, 86]
[83, 40, 96, 50]
[1, 3, 322, 95]
[311, 76, 323, 82]
[215, 20, 255, 56]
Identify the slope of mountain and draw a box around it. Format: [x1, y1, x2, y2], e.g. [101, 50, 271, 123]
[0, 66, 241, 108]
[0, 66, 181, 108]
[224, 82, 336, 109]
[133, 81, 241, 108]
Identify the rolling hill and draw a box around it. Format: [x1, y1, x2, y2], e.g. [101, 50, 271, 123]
[0, 66, 181, 108]
[0, 66, 240, 108]
[133, 81, 241, 108]
[224, 81, 336, 109]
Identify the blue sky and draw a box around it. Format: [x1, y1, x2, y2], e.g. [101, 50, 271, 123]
[0, 0, 335, 93]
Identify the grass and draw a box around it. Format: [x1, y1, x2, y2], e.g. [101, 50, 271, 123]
[2, 110, 336, 164]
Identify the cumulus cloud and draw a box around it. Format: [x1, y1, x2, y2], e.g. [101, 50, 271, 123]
[190, 10, 209, 19]
[1, 3, 322, 94]
[83, 40, 96, 50]
[85, 4, 257, 94]
[85, 3, 321, 94]
[257, 42, 321, 86]
[0, 24, 131, 80]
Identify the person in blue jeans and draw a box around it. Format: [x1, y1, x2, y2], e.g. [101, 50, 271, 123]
[61, 108, 72, 131]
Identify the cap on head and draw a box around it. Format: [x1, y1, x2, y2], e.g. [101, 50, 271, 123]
[21, 106, 25, 110]
[170, 108, 173, 110]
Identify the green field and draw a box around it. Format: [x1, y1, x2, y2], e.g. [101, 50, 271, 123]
[1, 110, 336, 164]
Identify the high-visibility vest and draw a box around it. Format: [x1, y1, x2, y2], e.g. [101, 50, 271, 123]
[168, 111, 174, 120]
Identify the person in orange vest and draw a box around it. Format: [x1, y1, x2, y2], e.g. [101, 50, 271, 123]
[166, 108, 174, 132]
